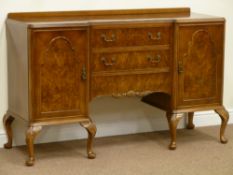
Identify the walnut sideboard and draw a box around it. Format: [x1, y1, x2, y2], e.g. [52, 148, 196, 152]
[3, 8, 229, 166]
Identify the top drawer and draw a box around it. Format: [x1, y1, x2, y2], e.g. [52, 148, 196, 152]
[91, 24, 172, 48]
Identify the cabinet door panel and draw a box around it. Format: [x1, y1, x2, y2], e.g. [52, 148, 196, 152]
[176, 23, 224, 108]
[30, 28, 89, 120]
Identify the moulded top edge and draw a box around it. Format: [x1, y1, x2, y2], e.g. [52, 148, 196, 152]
[7, 7, 191, 21]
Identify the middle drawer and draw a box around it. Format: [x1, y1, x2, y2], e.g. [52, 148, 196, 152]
[91, 49, 170, 72]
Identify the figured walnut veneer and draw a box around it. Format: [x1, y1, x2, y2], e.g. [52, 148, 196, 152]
[3, 8, 229, 166]
[31, 28, 89, 120]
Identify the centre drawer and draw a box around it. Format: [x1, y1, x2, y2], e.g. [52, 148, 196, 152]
[92, 49, 170, 72]
[91, 25, 172, 48]
[91, 73, 171, 98]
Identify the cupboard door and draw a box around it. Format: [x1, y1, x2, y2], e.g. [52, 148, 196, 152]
[30, 28, 89, 121]
[176, 23, 224, 108]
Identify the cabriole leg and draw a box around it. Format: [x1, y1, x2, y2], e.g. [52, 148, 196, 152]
[3, 114, 15, 149]
[80, 120, 97, 159]
[187, 112, 195, 129]
[25, 125, 42, 166]
[166, 112, 184, 150]
[215, 107, 229, 144]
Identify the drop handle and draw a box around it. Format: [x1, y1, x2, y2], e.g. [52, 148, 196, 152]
[148, 32, 161, 41]
[178, 61, 184, 74]
[81, 65, 87, 80]
[147, 55, 161, 64]
[101, 57, 116, 66]
[101, 33, 116, 42]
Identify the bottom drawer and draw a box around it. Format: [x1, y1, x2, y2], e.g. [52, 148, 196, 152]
[91, 73, 171, 98]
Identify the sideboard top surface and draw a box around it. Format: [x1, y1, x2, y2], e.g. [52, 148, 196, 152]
[7, 8, 224, 28]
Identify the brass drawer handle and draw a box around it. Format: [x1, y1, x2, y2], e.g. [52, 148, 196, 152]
[148, 32, 161, 40]
[101, 34, 116, 42]
[101, 57, 116, 66]
[81, 65, 87, 80]
[147, 54, 161, 64]
[178, 61, 184, 74]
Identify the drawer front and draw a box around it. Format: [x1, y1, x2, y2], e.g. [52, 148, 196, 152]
[91, 26, 172, 48]
[91, 73, 171, 98]
[92, 50, 170, 72]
